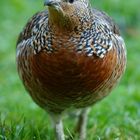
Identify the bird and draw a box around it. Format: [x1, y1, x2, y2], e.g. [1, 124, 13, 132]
[16, 0, 126, 139]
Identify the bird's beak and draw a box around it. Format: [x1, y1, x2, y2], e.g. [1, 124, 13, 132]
[44, 0, 60, 7]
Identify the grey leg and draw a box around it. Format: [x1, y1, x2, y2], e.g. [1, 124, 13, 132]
[50, 114, 65, 140]
[75, 108, 90, 140]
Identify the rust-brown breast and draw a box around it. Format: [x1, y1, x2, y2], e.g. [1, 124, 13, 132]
[32, 48, 117, 94]
[17, 42, 123, 113]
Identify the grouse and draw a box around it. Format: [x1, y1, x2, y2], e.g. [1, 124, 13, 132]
[16, 0, 126, 139]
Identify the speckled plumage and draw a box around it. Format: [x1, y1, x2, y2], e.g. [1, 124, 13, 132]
[16, 0, 126, 139]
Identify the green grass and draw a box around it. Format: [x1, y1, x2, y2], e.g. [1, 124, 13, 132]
[0, 0, 140, 139]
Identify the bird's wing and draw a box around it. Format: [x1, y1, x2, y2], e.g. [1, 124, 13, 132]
[17, 11, 48, 47]
[83, 8, 123, 58]
[92, 8, 120, 35]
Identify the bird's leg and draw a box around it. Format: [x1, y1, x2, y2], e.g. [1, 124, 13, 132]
[75, 108, 90, 140]
[50, 113, 65, 140]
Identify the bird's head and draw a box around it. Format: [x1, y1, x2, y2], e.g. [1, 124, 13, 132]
[44, 0, 92, 32]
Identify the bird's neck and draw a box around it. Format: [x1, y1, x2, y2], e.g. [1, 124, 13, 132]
[48, 8, 79, 33]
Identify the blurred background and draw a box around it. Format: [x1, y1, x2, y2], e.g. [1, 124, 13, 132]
[0, 0, 140, 139]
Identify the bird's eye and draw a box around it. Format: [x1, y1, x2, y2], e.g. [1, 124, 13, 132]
[69, 0, 74, 3]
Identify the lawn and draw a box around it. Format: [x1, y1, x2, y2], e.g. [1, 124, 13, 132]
[0, 0, 140, 139]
